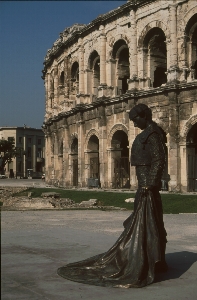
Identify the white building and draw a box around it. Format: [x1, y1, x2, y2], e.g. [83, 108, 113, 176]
[0, 127, 45, 178]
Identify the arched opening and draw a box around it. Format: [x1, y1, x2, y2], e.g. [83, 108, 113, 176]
[144, 28, 167, 87]
[87, 135, 99, 186]
[88, 51, 100, 100]
[111, 130, 130, 188]
[59, 141, 63, 155]
[71, 62, 79, 98]
[59, 71, 64, 86]
[112, 40, 130, 95]
[186, 14, 197, 80]
[71, 137, 78, 186]
[187, 123, 197, 191]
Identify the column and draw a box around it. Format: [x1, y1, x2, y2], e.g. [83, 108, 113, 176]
[179, 142, 187, 192]
[99, 25, 106, 85]
[77, 115, 85, 187]
[169, 3, 177, 67]
[98, 106, 107, 188]
[98, 25, 108, 98]
[167, 91, 180, 192]
[178, 35, 188, 82]
[53, 64, 58, 113]
[78, 39, 84, 94]
[64, 57, 69, 98]
[128, 9, 139, 90]
[167, 3, 180, 83]
[62, 124, 70, 186]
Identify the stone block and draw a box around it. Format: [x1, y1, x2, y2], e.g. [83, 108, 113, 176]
[41, 192, 61, 198]
[79, 199, 98, 207]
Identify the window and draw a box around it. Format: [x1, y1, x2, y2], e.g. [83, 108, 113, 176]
[27, 147, 31, 158]
[19, 137, 22, 143]
[28, 138, 32, 144]
[37, 148, 42, 158]
[38, 139, 41, 145]
[27, 161, 32, 169]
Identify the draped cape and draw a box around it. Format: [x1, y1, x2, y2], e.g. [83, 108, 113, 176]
[57, 189, 166, 288]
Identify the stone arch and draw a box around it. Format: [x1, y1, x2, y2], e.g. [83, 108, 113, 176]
[70, 55, 79, 65]
[180, 114, 197, 142]
[108, 33, 130, 48]
[69, 132, 78, 148]
[138, 20, 169, 48]
[184, 11, 197, 78]
[181, 5, 197, 34]
[108, 124, 128, 148]
[85, 129, 100, 150]
[138, 22, 168, 87]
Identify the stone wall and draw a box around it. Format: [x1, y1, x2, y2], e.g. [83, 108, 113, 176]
[42, 0, 197, 192]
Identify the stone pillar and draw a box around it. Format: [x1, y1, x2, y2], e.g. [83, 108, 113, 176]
[77, 115, 85, 187]
[98, 25, 108, 98]
[177, 35, 188, 82]
[179, 142, 187, 192]
[64, 57, 69, 98]
[98, 106, 107, 188]
[128, 9, 139, 90]
[44, 74, 49, 121]
[53, 65, 59, 114]
[137, 48, 146, 89]
[79, 46, 84, 92]
[167, 91, 180, 192]
[167, 3, 180, 83]
[99, 25, 106, 85]
[44, 134, 49, 182]
[62, 124, 70, 186]
[84, 69, 92, 103]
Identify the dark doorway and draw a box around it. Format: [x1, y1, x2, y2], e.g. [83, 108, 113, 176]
[187, 123, 197, 191]
[73, 159, 78, 186]
[112, 130, 130, 188]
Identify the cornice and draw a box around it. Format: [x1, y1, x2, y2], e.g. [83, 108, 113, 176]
[43, 81, 197, 127]
[42, 0, 158, 75]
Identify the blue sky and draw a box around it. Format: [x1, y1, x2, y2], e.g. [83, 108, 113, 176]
[0, 1, 125, 129]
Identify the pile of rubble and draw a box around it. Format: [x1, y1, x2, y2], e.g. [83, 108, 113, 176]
[0, 188, 126, 211]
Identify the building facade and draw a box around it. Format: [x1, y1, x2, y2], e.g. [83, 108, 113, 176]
[42, 0, 197, 192]
[0, 127, 45, 178]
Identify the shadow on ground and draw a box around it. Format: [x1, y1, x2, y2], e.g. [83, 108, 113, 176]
[155, 251, 197, 283]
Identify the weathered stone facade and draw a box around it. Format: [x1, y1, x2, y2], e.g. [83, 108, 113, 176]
[42, 0, 197, 192]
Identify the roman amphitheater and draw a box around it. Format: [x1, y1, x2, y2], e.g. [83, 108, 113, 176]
[42, 0, 197, 192]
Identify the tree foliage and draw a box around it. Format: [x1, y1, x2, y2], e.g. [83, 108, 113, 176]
[0, 138, 17, 174]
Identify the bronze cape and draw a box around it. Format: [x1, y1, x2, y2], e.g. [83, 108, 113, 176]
[57, 122, 167, 288]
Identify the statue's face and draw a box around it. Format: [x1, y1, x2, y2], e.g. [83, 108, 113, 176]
[132, 115, 147, 130]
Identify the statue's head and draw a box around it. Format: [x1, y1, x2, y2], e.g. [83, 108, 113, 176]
[129, 104, 152, 130]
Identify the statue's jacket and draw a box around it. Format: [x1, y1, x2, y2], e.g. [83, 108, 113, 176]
[131, 122, 166, 187]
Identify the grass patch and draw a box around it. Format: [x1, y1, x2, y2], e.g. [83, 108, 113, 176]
[13, 188, 135, 210]
[13, 188, 197, 213]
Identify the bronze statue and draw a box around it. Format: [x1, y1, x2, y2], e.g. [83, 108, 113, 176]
[57, 104, 168, 288]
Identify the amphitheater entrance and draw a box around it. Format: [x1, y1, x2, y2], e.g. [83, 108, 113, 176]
[71, 137, 78, 186]
[111, 130, 130, 189]
[87, 135, 100, 188]
[187, 123, 197, 191]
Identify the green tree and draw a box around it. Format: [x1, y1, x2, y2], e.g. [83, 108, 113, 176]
[0, 138, 17, 174]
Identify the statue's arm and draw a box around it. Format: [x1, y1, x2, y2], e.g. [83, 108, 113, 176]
[146, 132, 166, 188]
